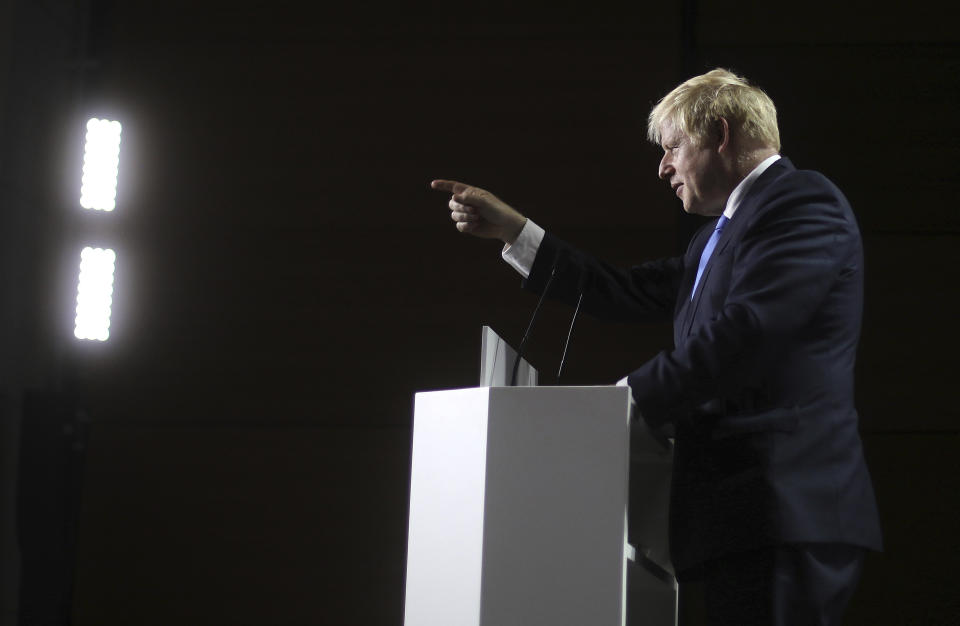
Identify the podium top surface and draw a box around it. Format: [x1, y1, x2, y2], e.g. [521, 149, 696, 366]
[415, 385, 630, 398]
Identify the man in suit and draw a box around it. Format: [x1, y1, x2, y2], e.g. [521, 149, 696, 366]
[431, 68, 882, 625]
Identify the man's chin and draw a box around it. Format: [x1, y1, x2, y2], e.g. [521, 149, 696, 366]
[682, 201, 722, 217]
[680, 196, 703, 215]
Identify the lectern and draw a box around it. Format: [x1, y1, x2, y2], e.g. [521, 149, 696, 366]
[403, 385, 676, 626]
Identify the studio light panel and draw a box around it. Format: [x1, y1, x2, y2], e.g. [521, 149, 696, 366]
[80, 118, 122, 211]
[74, 247, 116, 341]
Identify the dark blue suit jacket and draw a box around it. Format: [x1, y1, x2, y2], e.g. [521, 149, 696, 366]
[523, 157, 882, 575]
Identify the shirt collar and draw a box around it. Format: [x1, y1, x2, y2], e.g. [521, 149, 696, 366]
[722, 154, 781, 220]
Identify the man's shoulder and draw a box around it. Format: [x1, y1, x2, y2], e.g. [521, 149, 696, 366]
[732, 161, 857, 238]
[752, 159, 851, 211]
[764, 158, 844, 197]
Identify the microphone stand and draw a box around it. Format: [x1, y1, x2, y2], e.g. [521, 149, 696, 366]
[510, 262, 560, 387]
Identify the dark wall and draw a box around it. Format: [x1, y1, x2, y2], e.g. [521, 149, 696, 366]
[1, 1, 957, 624]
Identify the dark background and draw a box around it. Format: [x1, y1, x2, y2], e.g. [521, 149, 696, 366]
[1, 1, 957, 624]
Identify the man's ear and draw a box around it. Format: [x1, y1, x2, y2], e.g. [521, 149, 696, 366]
[716, 117, 731, 154]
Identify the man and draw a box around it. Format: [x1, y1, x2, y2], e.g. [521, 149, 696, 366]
[431, 69, 882, 625]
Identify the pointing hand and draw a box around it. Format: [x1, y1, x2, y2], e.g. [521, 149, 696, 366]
[430, 179, 527, 244]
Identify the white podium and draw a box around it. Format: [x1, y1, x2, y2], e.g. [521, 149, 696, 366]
[403, 386, 676, 626]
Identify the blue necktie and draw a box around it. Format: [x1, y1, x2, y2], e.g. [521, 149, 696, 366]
[691, 215, 728, 299]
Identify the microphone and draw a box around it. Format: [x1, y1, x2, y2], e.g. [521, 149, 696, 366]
[510, 254, 563, 387]
[556, 267, 587, 383]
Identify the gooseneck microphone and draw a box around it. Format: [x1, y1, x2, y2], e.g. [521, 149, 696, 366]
[557, 268, 587, 385]
[510, 257, 562, 387]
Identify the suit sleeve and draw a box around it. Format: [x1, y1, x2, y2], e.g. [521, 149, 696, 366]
[523, 230, 688, 324]
[628, 172, 862, 425]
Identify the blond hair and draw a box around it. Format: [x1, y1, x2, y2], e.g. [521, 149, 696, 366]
[647, 68, 780, 151]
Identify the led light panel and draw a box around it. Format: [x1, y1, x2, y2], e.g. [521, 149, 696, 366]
[74, 247, 116, 341]
[80, 118, 122, 211]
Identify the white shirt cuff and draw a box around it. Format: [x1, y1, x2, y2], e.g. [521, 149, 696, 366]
[501, 219, 545, 279]
[617, 376, 637, 419]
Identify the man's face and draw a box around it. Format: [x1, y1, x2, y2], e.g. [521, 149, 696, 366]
[657, 121, 728, 216]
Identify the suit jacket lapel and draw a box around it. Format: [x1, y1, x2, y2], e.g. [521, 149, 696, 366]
[681, 217, 725, 338]
[675, 223, 714, 346]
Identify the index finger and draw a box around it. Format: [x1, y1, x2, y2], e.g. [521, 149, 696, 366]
[430, 179, 471, 195]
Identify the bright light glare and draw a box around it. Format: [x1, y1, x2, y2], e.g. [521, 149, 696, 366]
[74, 247, 116, 341]
[80, 118, 122, 211]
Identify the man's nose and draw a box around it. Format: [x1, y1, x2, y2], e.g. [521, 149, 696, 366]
[658, 157, 673, 180]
